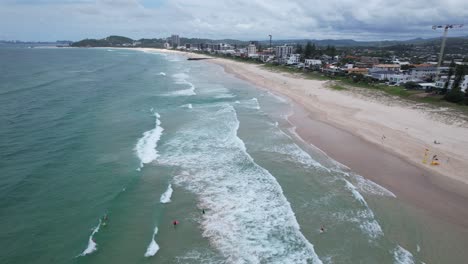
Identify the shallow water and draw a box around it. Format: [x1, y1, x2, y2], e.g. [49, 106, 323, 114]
[1, 47, 467, 264]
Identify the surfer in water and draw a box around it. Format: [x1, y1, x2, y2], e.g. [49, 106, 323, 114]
[202, 209, 205, 214]
[320, 225, 326, 233]
[173, 220, 179, 228]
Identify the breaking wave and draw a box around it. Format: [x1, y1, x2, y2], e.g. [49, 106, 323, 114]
[135, 110, 164, 169]
[160, 184, 173, 204]
[144, 227, 160, 257]
[169, 73, 196, 96]
[79, 220, 101, 256]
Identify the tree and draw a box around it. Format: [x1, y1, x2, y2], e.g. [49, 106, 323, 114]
[444, 65, 467, 103]
[404, 82, 420, 90]
[351, 74, 364, 83]
[304, 42, 313, 59]
[295, 44, 303, 55]
[400, 64, 415, 71]
[465, 89, 468, 105]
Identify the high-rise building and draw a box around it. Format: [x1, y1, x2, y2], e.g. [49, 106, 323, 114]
[275, 45, 293, 58]
[170, 35, 180, 47]
[247, 44, 257, 55]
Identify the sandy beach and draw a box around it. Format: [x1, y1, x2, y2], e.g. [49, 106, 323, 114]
[135, 48, 468, 228]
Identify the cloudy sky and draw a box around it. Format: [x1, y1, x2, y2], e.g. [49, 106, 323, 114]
[1, 0, 467, 41]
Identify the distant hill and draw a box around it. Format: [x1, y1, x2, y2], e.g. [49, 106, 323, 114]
[71, 35, 134, 47]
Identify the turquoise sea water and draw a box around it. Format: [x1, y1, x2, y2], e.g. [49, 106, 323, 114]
[1, 47, 466, 264]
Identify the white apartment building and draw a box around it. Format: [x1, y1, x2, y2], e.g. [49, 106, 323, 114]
[410, 67, 438, 80]
[304, 59, 322, 68]
[369, 64, 401, 73]
[388, 74, 413, 85]
[286, 54, 301, 65]
[275, 45, 293, 59]
[435, 75, 468, 92]
[247, 44, 257, 56]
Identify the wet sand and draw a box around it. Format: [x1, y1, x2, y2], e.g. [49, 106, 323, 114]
[290, 104, 468, 229]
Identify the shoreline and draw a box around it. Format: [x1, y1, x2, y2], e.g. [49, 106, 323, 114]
[132, 48, 468, 228]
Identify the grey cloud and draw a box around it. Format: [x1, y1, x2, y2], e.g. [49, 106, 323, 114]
[0, 0, 467, 41]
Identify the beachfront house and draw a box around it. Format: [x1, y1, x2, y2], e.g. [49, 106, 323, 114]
[388, 74, 413, 85]
[410, 66, 439, 80]
[435, 75, 468, 92]
[304, 59, 322, 69]
[369, 71, 396, 81]
[286, 54, 301, 65]
[344, 68, 369, 75]
[370, 64, 401, 73]
[258, 53, 275, 63]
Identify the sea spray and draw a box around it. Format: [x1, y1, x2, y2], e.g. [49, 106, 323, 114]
[135, 111, 164, 169]
[144, 227, 160, 257]
[160, 184, 173, 203]
[79, 220, 101, 256]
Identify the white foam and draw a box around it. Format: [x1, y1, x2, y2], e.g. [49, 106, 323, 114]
[159, 104, 322, 263]
[267, 91, 289, 103]
[160, 184, 173, 203]
[345, 179, 367, 206]
[213, 94, 236, 99]
[181, 103, 193, 109]
[175, 249, 224, 264]
[249, 97, 261, 109]
[135, 111, 164, 169]
[354, 174, 396, 198]
[158, 72, 166, 76]
[416, 244, 420, 252]
[170, 73, 196, 96]
[344, 179, 383, 239]
[144, 227, 160, 257]
[79, 220, 101, 256]
[393, 245, 415, 264]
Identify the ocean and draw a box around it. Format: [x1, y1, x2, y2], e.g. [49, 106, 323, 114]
[0, 47, 465, 264]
